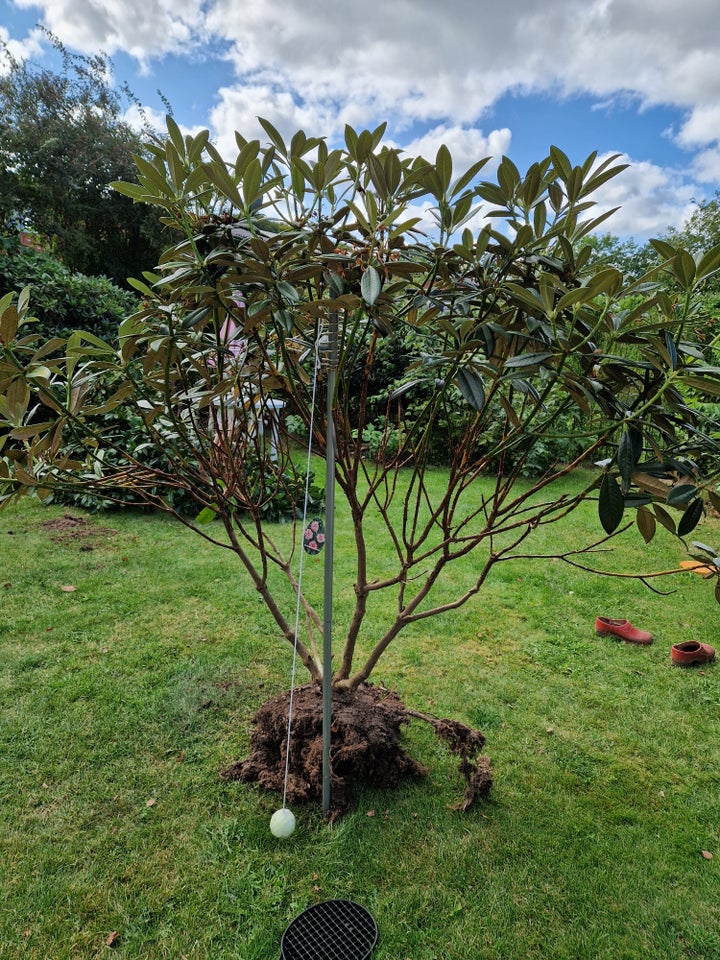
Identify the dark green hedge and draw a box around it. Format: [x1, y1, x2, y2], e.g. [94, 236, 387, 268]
[0, 233, 138, 341]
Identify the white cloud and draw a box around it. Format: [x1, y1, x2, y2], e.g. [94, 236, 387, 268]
[690, 147, 720, 185]
[0, 24, 44, 71]
[396, 126, 511, 176]
[207, 86, 340, 161]
[7, 0, 720, 238]
[589, 154, 699, 239]
[13, 0, 205, 62]
[13, 0, 720, 124]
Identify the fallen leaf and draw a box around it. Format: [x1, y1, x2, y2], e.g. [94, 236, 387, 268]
[701, 850, 713, 860]
[680, 560, 715, 576]
[60, 584, 77, 592]
[2, 582, 11, 588]
[106, 931, 120, 947]
[146, 797, 157, 808]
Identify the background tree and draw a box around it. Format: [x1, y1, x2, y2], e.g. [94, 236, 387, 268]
[0, 32, 166, 285]
[580, 232, 660, 280]
[666, 192, 720, 255]
[3, 120, 720, 812]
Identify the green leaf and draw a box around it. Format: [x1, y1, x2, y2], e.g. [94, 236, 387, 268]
[677, 497, 704, 538]
[533, 201, 547, 237]
[549, 146, 572, 181]
[673, 249, 697, 288]
[664, 330, 678, 369]
[202, 159, 243, 209]
[690, 540, 717, 557]
[653, 503, 676, 535]
[390, 379, 423, 401]
[667, 483, 698, 507]
[365, 152, 387, 197]
[242, 158, 262, 207]
[617, 428, 641, 493]
[504, 351, 554, 369]
[636, 505, 656, 544]
[110, 180, 147, 201]
[276, 280, 300, 304]
[599, 473, 625, 534]
[695, 242, 720, 282]
[450, 158, 490, 198]
[360, 266, 382, 306]
[435, 144, 453, 195]
[680, 374, 720, 398]
[195, 505, 217, 524]
[258, 117, 287, 156]
[497, 156, 520, 200]
[456, 367, 485, 411]
[235, 139, 260, 178]
[165, 115, 185, 157]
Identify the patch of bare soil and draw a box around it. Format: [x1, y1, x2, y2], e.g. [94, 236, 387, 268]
[41, 513, 117, 546]
[222, 682, 492, 817]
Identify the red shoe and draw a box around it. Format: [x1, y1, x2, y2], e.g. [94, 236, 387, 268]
[595, 617, 653, 645]
[671, 640, 716, 667]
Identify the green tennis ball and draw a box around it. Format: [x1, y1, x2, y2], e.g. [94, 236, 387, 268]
[270, 808, 296, 838]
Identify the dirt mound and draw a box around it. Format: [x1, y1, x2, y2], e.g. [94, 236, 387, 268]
[223, 682, 492, 817]
[41, 513, 116, 545]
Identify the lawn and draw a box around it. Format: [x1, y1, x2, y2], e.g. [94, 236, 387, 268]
[1, 474, 719, 960]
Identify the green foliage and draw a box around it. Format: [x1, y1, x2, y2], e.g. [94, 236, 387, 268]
[666, 191, 720, 262]
[3, 118, 720, 693]
[0, 32, 166, 285]
[580, 232, 661, 280]
[0, 234, 138, 340]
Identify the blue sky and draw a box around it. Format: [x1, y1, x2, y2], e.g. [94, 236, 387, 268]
[3, 0, 720, 241]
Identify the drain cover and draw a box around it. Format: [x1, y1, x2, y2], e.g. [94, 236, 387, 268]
[280, 899, 378, 960]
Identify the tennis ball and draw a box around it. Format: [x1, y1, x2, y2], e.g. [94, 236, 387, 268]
[270, 808, 296, 838]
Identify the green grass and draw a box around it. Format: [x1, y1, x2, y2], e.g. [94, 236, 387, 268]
[1, 477, 719, 959]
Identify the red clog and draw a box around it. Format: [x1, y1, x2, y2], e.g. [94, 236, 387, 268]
[671, 640, 716, 667]
[595, 616, 654, 645]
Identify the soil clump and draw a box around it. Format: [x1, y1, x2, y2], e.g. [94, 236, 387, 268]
[223, 682, 492, 817]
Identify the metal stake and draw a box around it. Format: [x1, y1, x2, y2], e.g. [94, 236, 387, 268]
[322, 313, 338, 816]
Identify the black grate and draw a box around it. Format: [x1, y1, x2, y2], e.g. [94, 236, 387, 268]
[280, 899, 378, 960]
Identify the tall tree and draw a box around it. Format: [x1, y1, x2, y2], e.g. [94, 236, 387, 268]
[0, 33, 166, 285]
[667, 192, 720, 253]
[3, 122, 720, 812]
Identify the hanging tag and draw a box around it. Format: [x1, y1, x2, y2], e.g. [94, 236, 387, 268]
[302, 517, 325, 555]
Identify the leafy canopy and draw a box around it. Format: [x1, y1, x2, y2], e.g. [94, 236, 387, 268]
[0, 32, 166, 285]
[3, 118, 720, 685]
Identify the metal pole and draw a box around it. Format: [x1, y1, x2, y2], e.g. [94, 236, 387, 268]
[322, 313, 338, 816]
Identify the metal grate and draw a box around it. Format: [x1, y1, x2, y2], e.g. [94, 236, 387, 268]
[280, 899, 378, 960]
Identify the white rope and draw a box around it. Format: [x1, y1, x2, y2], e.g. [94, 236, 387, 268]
[282, 336, 322, 810]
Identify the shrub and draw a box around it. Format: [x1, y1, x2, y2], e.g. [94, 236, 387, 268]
[0, 233, 138, 341]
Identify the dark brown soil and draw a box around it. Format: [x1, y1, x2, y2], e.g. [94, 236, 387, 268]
[222, 682, 492, 817]
[41, 513, 116, 545]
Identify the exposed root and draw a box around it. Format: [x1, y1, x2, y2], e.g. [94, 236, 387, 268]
[407, 711, 493, 810]
[222, 682, 492, 817]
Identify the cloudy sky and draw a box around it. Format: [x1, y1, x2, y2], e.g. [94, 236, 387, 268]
[3, 0, 720, 241]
